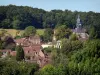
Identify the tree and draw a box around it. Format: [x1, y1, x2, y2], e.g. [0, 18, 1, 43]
[71, 40, 83, 51]
[55, 25, 72, 40]
[43, 28, 53, 42]
[39, 64, 66, 75]
[69, 34, 78, 41]
[66, 39, 100, 75]
[1, 36, 16, 49]
[16, 45, 24, 61]
[24, 26, 36, 37]
[0, 5, 100, 29]
[39, 64, 56, 75]
[0, 40, 3, 49]
[61, 39, 72, 54]
[12, 20, 21, 29]
[89, 26, 97, 39]
[1, 19, 11, 28]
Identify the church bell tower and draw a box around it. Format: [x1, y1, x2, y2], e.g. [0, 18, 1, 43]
[76, 15, 82, 33]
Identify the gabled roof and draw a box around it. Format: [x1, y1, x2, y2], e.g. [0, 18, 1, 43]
[23, 45, 41, 52]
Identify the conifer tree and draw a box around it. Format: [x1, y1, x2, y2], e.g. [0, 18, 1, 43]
[16, 45, 24, 61]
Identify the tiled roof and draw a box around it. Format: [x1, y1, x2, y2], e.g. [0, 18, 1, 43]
[23, 45, 41, 52]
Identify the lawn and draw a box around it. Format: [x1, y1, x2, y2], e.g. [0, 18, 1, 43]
[0, 29, 45, 38]
[36, 29, 45, 36]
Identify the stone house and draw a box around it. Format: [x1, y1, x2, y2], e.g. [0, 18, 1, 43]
[14, 35, 49, 67]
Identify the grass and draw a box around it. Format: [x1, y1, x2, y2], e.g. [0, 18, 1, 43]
[0, 29, 45, 38]
[36, 29, 45, 36]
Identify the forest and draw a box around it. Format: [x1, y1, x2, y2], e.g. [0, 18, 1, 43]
[0, 5, 100, 30]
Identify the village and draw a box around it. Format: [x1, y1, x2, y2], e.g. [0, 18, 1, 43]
[0, 15, 89, 67]
[0, 0, 100, 74]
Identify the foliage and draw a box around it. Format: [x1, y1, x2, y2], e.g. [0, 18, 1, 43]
[71, 40, 83, 51]
[55, 25, 72, 40]
[66, 39, 100, 75]
[0, 5, 100, 31]
[39, 64, 66, 75]
[16, 45, 25, 61]
[12, 20, 21, 29]
[89, 25, 100, 39]
[89, 26, 97, 39]
[36, 29, 45, 36]
[0, 36, 15, 49]
[0, 60, 39, 75]
[43, 28, 53, 42]
[15, 35, 23, 39]
[61, 39, 72, 54]
[0, 40, 3, 49]
[0, 29, 44, 38]
[43, 47, 52, 53]
[61, 39, 83, 54]
[69, 33, 78, 41]
[24, 26, 36, 37]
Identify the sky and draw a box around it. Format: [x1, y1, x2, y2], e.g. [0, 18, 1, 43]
[0, 0, 100, 12]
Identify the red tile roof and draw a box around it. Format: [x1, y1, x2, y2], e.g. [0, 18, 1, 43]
[23, 45, 41, 52]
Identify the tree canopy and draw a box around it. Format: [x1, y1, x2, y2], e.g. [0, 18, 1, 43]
[0, 5, 100, 30]
[55, 25, 72, 40]
[24, 26, 36, 37]
[42, 28, 53, 42]
[16, 45, 24, 61]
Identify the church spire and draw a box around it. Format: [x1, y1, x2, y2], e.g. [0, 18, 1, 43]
[76, 14, 81, 28]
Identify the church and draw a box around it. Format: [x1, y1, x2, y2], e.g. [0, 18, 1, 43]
[73, 15, 89, 41]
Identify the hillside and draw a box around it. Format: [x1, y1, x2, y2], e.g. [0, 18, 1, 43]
[0, 29, 44, 38]
[0, 5, 100, 30]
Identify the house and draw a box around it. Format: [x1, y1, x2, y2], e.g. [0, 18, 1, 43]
[14, 35, 49, 67]
[54, 40, 61, 49]
[52, 29, 62, 49]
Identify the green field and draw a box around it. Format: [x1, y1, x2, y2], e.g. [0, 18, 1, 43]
[36, 29, 45, 36]
[0, 29, 45, 38]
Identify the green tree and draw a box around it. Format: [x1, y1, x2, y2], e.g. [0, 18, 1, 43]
[12, 20, 21, 29]
[71, 40, 83, 51]
[43, 28, 53, 42]
[16, 45, 24, 61]
[0, 51, 2, 57]
[39, 64, 56, 75]
[69, 34, 78, 41]
[0, 40, 3, 49]
[89, 26, 97, 39]
[24, 26, 36, 37]
[55, 25, 72, 40]
[1, 19, 11, 28]
[39, 64, 66, 75]
[0, 60, 39, 75]
[61, 39, 72, 54]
